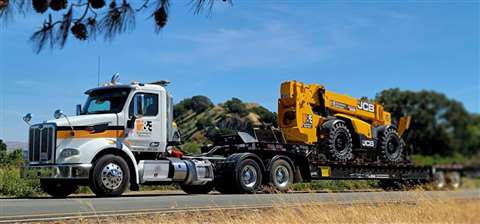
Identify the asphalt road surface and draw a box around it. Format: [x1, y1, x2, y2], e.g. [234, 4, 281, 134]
[1, 189, 479, 223]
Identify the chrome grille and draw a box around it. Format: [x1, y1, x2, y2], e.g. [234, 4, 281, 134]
[28, 123, 56, 164]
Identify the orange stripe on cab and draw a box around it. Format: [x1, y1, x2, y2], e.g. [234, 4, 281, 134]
[57, 130, 125, 139]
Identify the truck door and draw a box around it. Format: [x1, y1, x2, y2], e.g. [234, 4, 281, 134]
[125, 92, 163, 152]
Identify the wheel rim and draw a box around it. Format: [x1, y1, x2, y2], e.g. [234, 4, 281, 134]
[101, 163, 124, 190]
[334, 132, 349, 154]
[241, 165, 258, 188]
[274, 165, 290, 188]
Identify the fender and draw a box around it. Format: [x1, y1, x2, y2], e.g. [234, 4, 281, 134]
[227, 153, 266, 172]
[334, 113, 373, 139]
[91, 143, 139, 185]
[266, 155, 295, 173]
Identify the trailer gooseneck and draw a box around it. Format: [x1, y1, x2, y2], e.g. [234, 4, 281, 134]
[21, 76, 477, 197]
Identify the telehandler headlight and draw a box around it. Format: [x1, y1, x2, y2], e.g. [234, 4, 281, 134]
[60, 148, 80, 158]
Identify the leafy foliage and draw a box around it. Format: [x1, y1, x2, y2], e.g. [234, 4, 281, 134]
[249, 106, 278, 126]
[0, 0, 232, 53]
[174, 95, 214, 118]
[224, 97, 248, 116]
[376, 88, 480, 156]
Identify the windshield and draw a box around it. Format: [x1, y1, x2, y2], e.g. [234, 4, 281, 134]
[83, 88, 131, 114]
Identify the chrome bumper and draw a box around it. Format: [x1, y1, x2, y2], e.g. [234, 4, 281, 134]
[21, 164, 92, 179]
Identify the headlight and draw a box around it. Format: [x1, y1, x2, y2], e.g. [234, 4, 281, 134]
[60, 148, 79, 158]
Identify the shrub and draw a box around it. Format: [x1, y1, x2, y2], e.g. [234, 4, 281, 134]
[224, 98, 248, 116]
[181, 142, 202, 154]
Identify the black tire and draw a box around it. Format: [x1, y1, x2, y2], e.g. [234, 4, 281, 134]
[432, 171, 446, 190]
[180, 182, 214, 194]
[323, 121, 353, 161]
[40, 179, 78, 198]
[269, 159, 293, 192]
[90, 155, 130, 197]
[234, 159, 263, 193]
[377, 127, 404, 163]
[445, 172, 461, 190]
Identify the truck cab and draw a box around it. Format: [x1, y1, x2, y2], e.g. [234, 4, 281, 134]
[21, 77, 213, 197]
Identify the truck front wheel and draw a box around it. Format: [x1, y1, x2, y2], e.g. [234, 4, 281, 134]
[90, 155, 130, 197]
[40, 179, 78, 198]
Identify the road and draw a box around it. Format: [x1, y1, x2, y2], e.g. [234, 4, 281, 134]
[1, 189, 479, 223]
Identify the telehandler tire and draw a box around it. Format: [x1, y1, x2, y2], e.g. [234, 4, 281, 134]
[323, 121, 353, 162]
[378, 127, 403, 163]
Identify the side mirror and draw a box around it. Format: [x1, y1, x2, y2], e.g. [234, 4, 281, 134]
[76, 104, 82, 116]
[23, 113, 32, 125]
[54, 109, 64, 119]
[133, 94, 145, 117]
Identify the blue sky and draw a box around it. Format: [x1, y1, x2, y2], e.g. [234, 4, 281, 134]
[0, 1, 479, 141]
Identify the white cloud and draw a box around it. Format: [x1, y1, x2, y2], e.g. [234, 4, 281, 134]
[157, 20, 329, 70]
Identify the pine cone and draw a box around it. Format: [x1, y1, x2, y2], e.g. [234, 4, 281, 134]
[154, 7, 167, 29]
[0, 0, 8, 10]
[89, 0, 105, 9]
[49, 0, 68, 11]
[71, 22, 88, 40]
[32, 0, 49, 13]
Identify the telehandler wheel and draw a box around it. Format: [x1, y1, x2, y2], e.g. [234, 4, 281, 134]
[269, 159, 294, 192]
[90, 155, 130, 197]
[324, 121, 353, 161]
[378, 127, 404, 163]
[40, 179, 78, 198]
[180, 182, 214, 194]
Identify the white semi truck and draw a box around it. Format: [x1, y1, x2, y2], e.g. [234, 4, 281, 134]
[21, 75, 475, 197]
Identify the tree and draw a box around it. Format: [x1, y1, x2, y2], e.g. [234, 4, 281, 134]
[0, 139, 6, 152]
[375, 88, 479, 156]
[174, 95, 214, 119]
[224, 97, 248, 116]
[0, 0, 232, 53]
[249, 105, 278, 126]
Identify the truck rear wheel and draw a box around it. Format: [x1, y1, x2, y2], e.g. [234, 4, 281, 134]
[40, 179, 78, 198]
[235, 159, 263, 193]
[90, 155, 130, 197]
[269, 159, 293, 192]
[180, 182, 214, 194]
[378, 127, 403, 163]
[324, 121, 353, 161]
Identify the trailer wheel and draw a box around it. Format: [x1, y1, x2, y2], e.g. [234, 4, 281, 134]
[269, 159, 293, 192]
[324, 121, 353, 161]
[378, 127, 403, 163]
[432, 171, 446, 190]
[90, 155, 130, 197]
[40, 179, 78, 198]
[445, 172, 461, 190]
[180, 182, 214, 194]
[235, 159, 263, 193]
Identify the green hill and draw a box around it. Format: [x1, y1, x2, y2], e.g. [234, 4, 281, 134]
[174, 96, 277, 153]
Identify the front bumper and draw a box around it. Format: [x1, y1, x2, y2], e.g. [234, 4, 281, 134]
[21, 164, 92, 179]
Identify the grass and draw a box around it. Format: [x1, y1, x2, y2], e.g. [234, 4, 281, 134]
[0, 167, 40, 197]
[49, 191, 480, 224]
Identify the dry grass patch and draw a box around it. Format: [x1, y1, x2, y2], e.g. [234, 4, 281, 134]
[42, 193, 479, 224]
